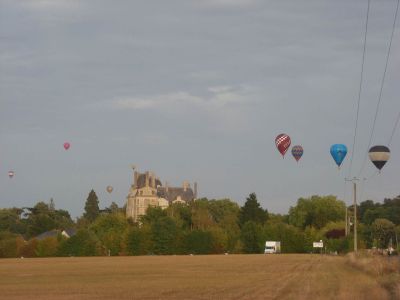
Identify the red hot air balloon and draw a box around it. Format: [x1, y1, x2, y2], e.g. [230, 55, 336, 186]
[63, 142, 70, 150]
[291, 145, 303, 162]
[275, 134, 291, 158]
[8, 171, 14, 178]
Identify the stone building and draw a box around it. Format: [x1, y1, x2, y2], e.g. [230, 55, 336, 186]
[126, 170, 197, 222]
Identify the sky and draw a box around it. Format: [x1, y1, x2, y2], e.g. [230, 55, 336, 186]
[1, 0, 399, 218]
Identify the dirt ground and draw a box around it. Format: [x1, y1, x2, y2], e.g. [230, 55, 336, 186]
[0, 254, 390, 299]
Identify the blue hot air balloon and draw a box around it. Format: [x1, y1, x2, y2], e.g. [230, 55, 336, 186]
[330, 144, 347, 168]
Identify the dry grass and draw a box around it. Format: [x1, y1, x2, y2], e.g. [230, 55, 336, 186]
[346, 252, 400, 299]
[0, 254, 390, 300]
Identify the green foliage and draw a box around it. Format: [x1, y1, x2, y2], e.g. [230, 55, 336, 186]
[208, 199, 240, 224]
[151, 216, 179, 255]
[84, 189, 100, 222]
[141, 206, 167, 224]
[125, 225, 152, 255]
[57, 229, 101, 256]
[166, 203, 193, 230]
[359, 196, 400, 226]
[24, 201, 73, 238]
[2, 193, 399, 257]
[324, 235, 351, 253]
[35, 237, 60, 257]
[371, 218, 395, 249]
[90, 213, 129, 255]
[19, 239, 39, 258]
[191, 199, 215, 230]
[239, 193, 268, 226]
[0, 231, 19, 258]
[263, 222, 305, 253]
[288, 195, 345, 229]
[241, 221, 263, 253]
[103, 202, 120, 214]
[319, 221, 349, 253]
[183, 230, 213, 254]
[0, 208, 26, 235]
[303, 226, 321, 253]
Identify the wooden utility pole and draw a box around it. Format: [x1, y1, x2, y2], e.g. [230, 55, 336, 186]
[346, 177, 358, 252]
[353, 179, 357, 253]
[345, 207, 348, 236]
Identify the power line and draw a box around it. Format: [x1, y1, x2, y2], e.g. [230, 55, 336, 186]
[347, 0, 371, 178]
[357, 0, 400, 177]
[388, 111, 400, 146]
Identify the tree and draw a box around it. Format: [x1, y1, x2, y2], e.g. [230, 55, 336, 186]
[239, 193, 268, 226]
[288, 195, 345, 229]
[0, 208, 26, 235]
[0, 231, 19, 258]
[263, 222, 305, 253]
[371, 218, 395, 249]
[90, 213, 129, 256]
[35, 236, 59, 257]
[84, 189, 99, 222]
[183, 230, 213, 254]
[191, 199, 215, 230]
[241, 221, 263, 253]
[151, 216, 179, 254]
[57, 229, 101, 256]
[24, 201, 73, 238]
[166, 203, 193, 230]
[125, 225, 152, 255]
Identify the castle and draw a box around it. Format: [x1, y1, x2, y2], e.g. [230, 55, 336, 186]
[126, 170, 197, 222]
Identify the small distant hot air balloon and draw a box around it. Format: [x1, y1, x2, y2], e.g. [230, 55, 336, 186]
[106, 186, 113, 193]
[8, 171, 14, 178]
[275, 134, 291, 158]
[330, 144, 347, 168]
[369, 145, 390, 171]
[63, 142, 70, 150]
[291, 145, 303, 162]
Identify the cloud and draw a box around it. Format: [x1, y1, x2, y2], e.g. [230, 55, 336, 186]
[199, 0, 260, 7]
[114, 85, 254, 112]
[19, 0, 80, 9]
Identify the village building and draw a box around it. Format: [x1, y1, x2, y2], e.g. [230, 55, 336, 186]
[125, 170, 197, 222]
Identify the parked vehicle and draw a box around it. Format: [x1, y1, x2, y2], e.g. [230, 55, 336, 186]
[264, 241, 281, 254]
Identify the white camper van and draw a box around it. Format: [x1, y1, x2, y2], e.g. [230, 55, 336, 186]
[264, 241, 281, 254]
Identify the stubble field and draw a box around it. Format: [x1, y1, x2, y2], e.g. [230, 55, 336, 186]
[0, 254, 391, 300]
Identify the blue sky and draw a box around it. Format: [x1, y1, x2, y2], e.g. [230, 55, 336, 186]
[1, 0, 399, 218]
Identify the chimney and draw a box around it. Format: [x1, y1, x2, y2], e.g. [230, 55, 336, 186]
[145, 171, 149, 187]
[183, 181, 189, 192]
[151, 173, 156, 188]
[134, 171, 138, 188]
[194, 182, 198, 199]
[165, 181, 169, 193]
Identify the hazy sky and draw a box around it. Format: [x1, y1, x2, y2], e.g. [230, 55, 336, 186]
[1, 0, 399, 218]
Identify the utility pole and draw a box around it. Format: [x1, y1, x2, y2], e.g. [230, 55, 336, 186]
[346, 177, 359, 253]
[345, 207, 348, 236]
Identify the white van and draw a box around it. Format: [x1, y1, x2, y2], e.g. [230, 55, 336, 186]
[264, 241, 281, 254]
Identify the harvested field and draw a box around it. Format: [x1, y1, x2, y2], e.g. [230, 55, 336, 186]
[0, 254, 391, 300]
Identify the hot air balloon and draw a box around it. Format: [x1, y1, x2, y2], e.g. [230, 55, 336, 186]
[330, 144, 347, 168]
[63, 142, 70, 150]
[8, 171, 14, 178]
[369, 145, 390, 171]
[291, 145, 303, 162]
[106, 186, 113, 193]
[275, 134, 291, 158]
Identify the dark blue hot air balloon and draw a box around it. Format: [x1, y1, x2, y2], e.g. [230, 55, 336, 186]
[330, 144, 347, 168]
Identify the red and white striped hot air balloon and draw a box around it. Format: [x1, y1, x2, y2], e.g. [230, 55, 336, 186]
[275, 134, 291, 158]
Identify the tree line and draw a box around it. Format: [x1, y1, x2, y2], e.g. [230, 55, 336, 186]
[0, 191, 399, 258]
